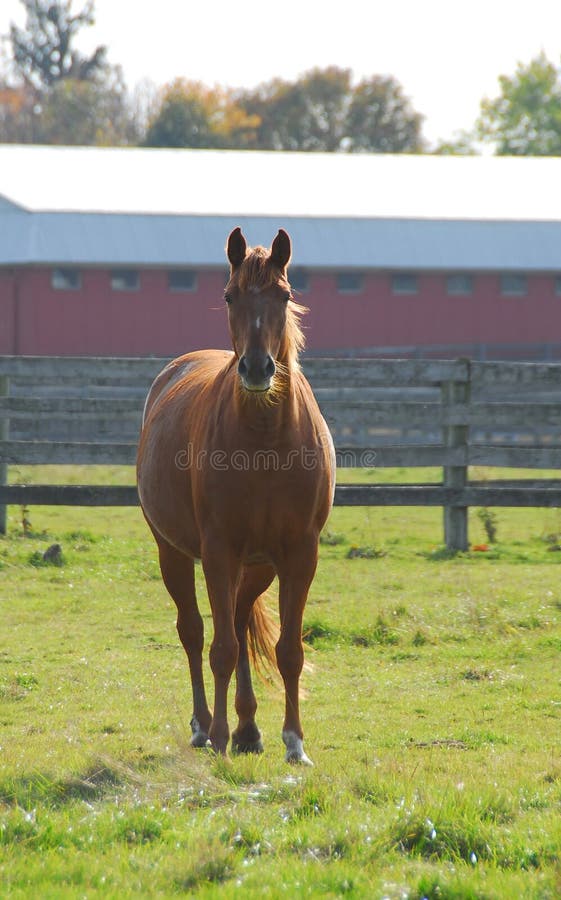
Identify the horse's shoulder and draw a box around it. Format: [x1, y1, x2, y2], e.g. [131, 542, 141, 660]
[165, 349, 233, 381]
[143, 350, 234, 426]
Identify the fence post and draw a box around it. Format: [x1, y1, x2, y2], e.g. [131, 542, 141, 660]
[441, 362, 470, 551]
[0, 374, 9, 535]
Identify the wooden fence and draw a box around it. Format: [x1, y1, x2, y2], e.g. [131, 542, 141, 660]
[1, 355, 561, 550]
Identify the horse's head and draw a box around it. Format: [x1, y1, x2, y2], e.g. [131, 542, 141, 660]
[225, 227, 303, 393]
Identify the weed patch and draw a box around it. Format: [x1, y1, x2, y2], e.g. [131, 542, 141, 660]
[389, 810, 494, 864]
[292, 786, 329, 820]
[351, 615, 399, 646]
[172, 844, 238, 891]
[346, 545, 386, 559]
[319, 530, 346, 546]
[302, 619, 340, 646]
[27, 545, 64, 567]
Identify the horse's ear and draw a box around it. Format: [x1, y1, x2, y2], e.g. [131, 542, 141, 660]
[270, 228, 291, 270]
[226, 227, 247, 268]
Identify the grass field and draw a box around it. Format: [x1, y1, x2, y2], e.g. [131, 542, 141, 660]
[2, 466, 561, 898]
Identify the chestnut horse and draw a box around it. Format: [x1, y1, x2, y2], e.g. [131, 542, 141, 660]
[137, 227, 335, 764]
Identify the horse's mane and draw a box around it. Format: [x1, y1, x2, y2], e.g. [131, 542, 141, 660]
[227, 245, 307, 371]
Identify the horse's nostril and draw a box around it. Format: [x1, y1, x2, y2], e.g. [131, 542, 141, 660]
[238, 354, 275, 387]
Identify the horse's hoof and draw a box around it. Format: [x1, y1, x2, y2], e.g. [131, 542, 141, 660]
[232, 738, 264, 755]
[190, 732, 211, 749]
[190, 716, 210, 749]
[282, 730, 314, 766]
[232, 725, 263, 755]
[286, 748, 314, 766]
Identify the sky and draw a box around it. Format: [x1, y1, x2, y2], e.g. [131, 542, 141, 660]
[1, 0, 561, 146]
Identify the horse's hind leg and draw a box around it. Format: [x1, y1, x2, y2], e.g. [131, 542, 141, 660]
[156, 538, 212, 748]
[232, 564, 276, 755]
[276, 539, 319, 765]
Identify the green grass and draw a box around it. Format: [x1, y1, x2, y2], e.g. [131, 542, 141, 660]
[2, 466, 561, 897]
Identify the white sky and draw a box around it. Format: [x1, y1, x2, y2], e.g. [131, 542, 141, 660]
[1, 0, 561, 146]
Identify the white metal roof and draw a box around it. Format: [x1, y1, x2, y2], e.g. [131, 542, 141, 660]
[2, 144, 561, 220]
[1, 145, 561, 270]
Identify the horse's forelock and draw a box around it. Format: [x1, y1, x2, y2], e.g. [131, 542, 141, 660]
[231, 246, 289, 293]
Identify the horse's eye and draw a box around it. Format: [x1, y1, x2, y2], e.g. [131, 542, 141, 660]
[224, 292, 232, 305]
[283, 291, 291, 303]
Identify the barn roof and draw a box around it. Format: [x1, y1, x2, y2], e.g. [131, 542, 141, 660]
[1, 145, 561, 270]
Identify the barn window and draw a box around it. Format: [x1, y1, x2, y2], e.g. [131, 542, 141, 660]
[51, 267, 81, 290]
[111, 269, 139, 292]
[446, 273, 473, 296]
[391, 273, 418, 295]
[500, 273, 527, 296]
[168, 269, 197, 292]
[336, 271, 363, 293]
[289, 268, 310, 293]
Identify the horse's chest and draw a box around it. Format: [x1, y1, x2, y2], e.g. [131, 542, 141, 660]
[196, 444, 323, 533]
[210, 463, 311, 510]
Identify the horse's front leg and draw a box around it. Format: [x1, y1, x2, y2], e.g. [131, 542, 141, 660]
[156, 538, 211, 748]
[276, 537, 319, 765]
[202, 545, 241, 755]
[232, 563, 276, 754]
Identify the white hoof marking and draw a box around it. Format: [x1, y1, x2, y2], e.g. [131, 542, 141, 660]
[282, 730, 314, 766]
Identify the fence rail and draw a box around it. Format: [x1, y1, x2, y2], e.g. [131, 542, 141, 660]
[1, 355, 561, 550]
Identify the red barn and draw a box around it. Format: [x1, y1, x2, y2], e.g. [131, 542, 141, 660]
[2, 145, 561, 359]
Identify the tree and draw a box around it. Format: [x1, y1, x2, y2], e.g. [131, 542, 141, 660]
[0, 81, 37, 142]
[236, 67, 425, 153]
[2, 0, 136, 144]
[433, 130, 478, 155]
[345, 76, 424, 153]
[237, 67, 352, 151]
[9, 0, 107, 91]
[143, 81, 214, 148]
[477, 53, 561, 155]
[291, 66, 352, 151]
[143, 79, 259, 149]
[143, 67, 427, 153]
[37, 69, 138, 145]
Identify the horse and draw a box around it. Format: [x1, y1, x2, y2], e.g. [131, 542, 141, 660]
[137, 227, 335, 764]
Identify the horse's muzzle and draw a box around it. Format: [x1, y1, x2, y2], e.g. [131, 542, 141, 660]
[238, 354, 276, 392]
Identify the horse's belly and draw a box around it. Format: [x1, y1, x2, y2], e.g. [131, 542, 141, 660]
[138, 432, 201, 557]
[140, 478, 201, 557]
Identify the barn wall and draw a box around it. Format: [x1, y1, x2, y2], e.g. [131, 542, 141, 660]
[0, 270, 15, 353]
[12, 268, 231, 356]
[2, 265, 561, 356]
[305, 272, 561, 350]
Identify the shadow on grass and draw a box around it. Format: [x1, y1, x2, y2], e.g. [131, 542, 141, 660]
[0, 761, 129, 809]
[0, 738, 246, 812]
[419, 547, 465, 561]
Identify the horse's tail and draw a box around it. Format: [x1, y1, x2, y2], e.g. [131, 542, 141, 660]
[247, 595, 280, 683]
